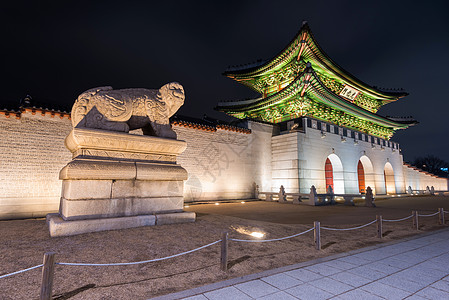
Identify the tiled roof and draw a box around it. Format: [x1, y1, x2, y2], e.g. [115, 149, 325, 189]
[0, 96, 71, 119]
[170, 115, 251, 134]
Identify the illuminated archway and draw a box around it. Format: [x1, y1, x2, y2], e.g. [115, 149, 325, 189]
[325, 154, 345, 193]
[384, 162, 396, 194]
[358, 155, 375, 194]
[325, 158, 333, 190]
[357, 161, 365, 194]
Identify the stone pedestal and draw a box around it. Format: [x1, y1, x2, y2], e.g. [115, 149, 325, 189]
[48, 128, 195, 237]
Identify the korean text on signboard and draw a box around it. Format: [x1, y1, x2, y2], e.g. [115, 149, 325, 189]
[339, 85, 360, 101]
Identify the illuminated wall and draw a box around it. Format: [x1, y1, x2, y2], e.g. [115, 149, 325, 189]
[174, 121, 273, 201]
[272, 133, 300, 193]
[270, 118, 446, 195]
[0, 112, 274, 219]
[403, 165, 447, 191]
[295, 119, 406, 194]
[0, 111, 446, 220]
[0, 112, 72, 220]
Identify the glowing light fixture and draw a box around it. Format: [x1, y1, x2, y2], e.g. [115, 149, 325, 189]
[215, 203, 220, 205]
[241, 201, 245, 204]
[250, 232, 265, 238]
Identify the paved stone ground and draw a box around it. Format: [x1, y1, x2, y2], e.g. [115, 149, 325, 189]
[153, 227, 449, 300]
[184, 196, 449, 225]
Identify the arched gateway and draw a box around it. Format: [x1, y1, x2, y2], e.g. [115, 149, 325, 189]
[357, 161, 365, 193]
[358, 156, 375, 194]
[325, 154, 344, 194]
[384, 162, 396, 194]
[215, 22, 417, 198]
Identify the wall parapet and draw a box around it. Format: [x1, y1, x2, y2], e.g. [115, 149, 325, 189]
[303, 117, 400, 151]
[171, 116, 251, 134]
[0, 107, 71, 120]
[403, 162, 447, 179]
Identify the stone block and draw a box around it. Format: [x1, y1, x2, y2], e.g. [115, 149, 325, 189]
[272, 169, 299, 179]
[136, 162, 188, 181]
[47, 213, 156, 237]
[62, 180, 112, 200]
[272, 160, 296, 170]
[60, 159, 136, 180]
[60, 196, 184, 220]
[65, 128, 187, 157]
[271, 150, 298, 160]
[111, 180, 184, 198]
[155, 211, 196, 225]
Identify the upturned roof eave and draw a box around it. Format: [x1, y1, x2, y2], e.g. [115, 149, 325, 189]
[303, 27, 408, 100]
[223, 22, 407, 101]
[307, 70, 414, 129]
[223, 22, 307, 77]
[217, 68, 415, 129]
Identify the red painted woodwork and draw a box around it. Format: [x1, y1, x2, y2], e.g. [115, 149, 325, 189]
[325, 158, 333, 191]
[358, 160, 365, 194]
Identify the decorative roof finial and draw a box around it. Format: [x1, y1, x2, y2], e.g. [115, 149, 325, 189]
[20, 94, 32, 107]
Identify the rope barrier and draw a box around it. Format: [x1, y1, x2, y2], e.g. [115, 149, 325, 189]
[56, 240, 220, 267]
[321, 219, 377, 231]
[228, 227, 314, 243]
[383, 215, 413, 222]
[0, 264, 43, 279]
[1, 208, 447, 282]
[418, 211, 440, 217]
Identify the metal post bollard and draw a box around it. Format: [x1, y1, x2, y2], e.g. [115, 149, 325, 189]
[314, 221, 321, 250]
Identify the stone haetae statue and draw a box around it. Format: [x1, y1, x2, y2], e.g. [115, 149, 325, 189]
[278, 185, 286, 203]
[309, 185, 317, 206]
[49, 82, 194, 237]
[71, 82, 184, 139]
[365, 186, 375, 207]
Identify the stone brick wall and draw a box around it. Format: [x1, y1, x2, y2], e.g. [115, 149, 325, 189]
[0, 112, 72, 219]
[269, 119, 447, 195]
[173, 121, 273, 201]
[403, 165, 447, 191]
[272, 133, 300, 193]
[0, 112, 274, 219]
[0, 110, 446, 220]
[270, 125, 405, 194]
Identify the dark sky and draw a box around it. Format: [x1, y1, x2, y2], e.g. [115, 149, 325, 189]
[2, 1, 449, 163]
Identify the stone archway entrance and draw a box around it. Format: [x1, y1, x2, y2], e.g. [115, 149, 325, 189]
[325, 154, 345, 193]
[358, 155, 375, 194]
[384, 162, 396, 194]
[357, 161, 365, 194]
[325, 158, 334, 191]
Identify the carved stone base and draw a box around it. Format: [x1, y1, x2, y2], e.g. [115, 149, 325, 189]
[59, 195, 184, 221]
[47, 211, 196, 237]
[48, 128, 194, 236]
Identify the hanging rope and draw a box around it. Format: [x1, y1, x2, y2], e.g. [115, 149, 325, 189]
[321, 219, 377, 231]
[229, 227, 314, 243]
[383, 215, 413, 222]
[0, 264, 43, 279]
[56, 240, 220, 267]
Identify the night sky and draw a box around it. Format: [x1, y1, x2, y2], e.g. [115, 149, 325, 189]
[2, 1, 449, 163]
